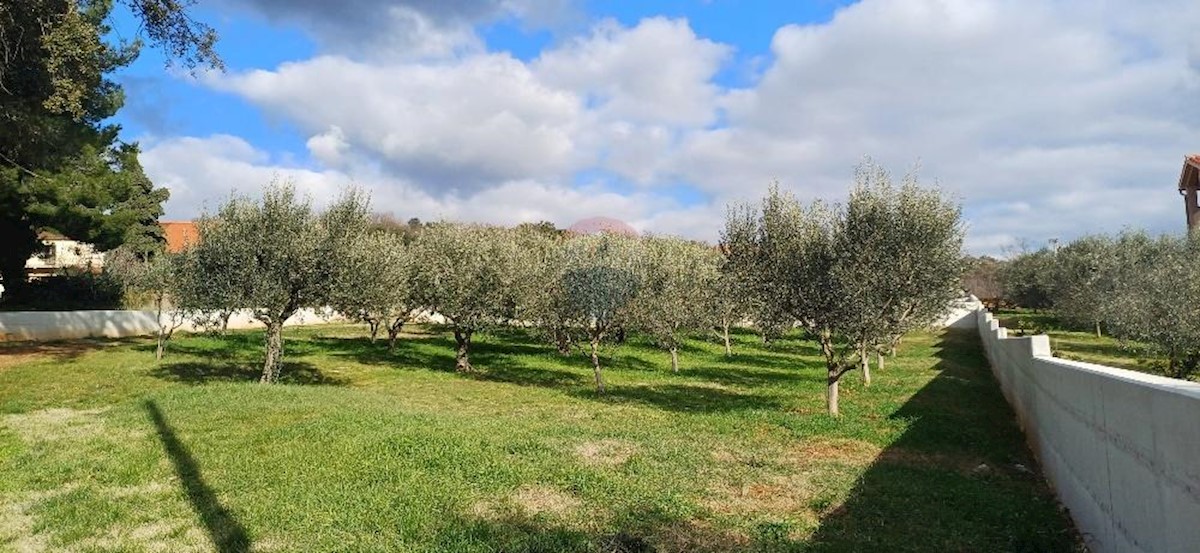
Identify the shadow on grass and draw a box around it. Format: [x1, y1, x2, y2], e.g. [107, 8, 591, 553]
[572, 382, 785, 413]
[151, 361, 348, 386]
[0, 336, 142, 362]
[144, 400, 251, 553]
[436, 504, 791, 553]
[805, 329, 1082, 552]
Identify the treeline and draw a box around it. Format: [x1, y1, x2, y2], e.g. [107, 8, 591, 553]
[112, 162, 965, 416]
[976, 234, 1200, 379]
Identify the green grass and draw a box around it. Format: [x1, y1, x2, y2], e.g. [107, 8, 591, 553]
[0, 324, 1080, 552]
[994, 309, 1175, 377]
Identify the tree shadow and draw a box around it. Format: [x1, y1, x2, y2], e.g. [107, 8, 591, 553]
[150, 360, 348, 386]
[0, 336, 141, 363]
[572, 382, 785, 413]
[138, 332, 265, 361]
[308, 334, 457, 370]
[805, 329, 1083, 552]
[680, 363, 820, 388]
[436, 503, 789, 552]
[144, 400, 251, 553]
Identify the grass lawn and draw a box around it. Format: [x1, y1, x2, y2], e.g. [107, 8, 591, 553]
[993, 309, 1176, 378]
[0, 323, 1080, 552]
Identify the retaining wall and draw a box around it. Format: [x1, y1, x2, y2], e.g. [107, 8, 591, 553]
[976, 310, 1200, 553]
[0, 308, 338, 341]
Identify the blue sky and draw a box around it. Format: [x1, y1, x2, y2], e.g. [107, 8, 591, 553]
[109, 0, 1200, 254]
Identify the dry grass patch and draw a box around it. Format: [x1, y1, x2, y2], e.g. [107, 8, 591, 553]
[511, 485, 582, 517]
[0, 485, 81, 553]
[3, 408, 111, 442]
[780, 438, 881, 467]
[69, 520, 210, 553]
[472, 485, 584, 522]
[704, 474, 818, 518]
[650, 519, 751, 553]
[575, 439, 636, 467]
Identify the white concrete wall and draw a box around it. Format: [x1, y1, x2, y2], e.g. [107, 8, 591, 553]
[0, 308, 339, 342]
[939, 295, 984, 329]
[976, 310, 1200, 553]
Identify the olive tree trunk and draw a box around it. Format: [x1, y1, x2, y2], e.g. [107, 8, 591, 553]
[827, 373, 840, 417]
[670, 345, 679, 373]
[860, 345, 871, 387]
[722, 320, 732, 356]
[554, 327, 572, 355]
[876, 350, 885, 371]
[387, 318, 405, 351]
[260, 321, 285, 383]
[368, 319, 381, 343]
[454, 328, 473, 372]
[590, 337, 605, 394]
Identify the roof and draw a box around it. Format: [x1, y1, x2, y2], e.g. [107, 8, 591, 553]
[159, 221, 199, 253]
[566, 216, 639, 237]
[1179, 155, 1200, 192]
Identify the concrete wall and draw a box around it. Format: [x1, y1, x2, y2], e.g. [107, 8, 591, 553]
[0, 308, 338, 342]
[976, 310, 1200, 553]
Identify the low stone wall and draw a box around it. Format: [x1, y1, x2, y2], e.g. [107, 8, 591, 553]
[976, 310, 1200, 553]
[0, 308, 338, 342]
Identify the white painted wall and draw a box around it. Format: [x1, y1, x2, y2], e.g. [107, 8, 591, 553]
[976, 309, 1200, 553]
[0, 308, 339, 342]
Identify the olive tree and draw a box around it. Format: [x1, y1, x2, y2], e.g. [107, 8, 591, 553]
[106, 247, 189, 360]
[192, 182, 369, 383]
[715, 207, 762, 355]
[1102, 233, 1200, 378]
[511, 229, 578, 355]
[558, 233, 643, 393]
[722, 202, 790, 346]
[330, 231, 417, 349]
[632, 236, 721, 372]
[409, 223, 522, 372]
[728, 167, 964, 416]
[858, 167, 965, 373]
[1046, 235, 1116, 337]
[999, 248, 1056, 309]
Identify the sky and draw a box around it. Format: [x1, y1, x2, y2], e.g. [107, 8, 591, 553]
[109, 0, 1200, 255]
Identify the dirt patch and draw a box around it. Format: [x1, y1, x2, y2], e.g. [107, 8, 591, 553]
[0, 342, 103, 369]
[511, 485, 582, 517]
[704, 474, 818, 517]
[575, 439, 636, 467]
[780, 438, 882, 467]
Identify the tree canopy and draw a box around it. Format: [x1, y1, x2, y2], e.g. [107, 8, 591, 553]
[0, 0, 219, 298]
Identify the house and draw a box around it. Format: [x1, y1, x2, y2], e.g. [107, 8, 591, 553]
[24, 230, 105, 278]
[1178, 154, 1200, 231]
[160, 221, 199, 253]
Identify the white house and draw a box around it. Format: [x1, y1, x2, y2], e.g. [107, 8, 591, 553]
[24, 230, 105, 278]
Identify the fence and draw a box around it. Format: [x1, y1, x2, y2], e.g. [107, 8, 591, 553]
[0, 309, 338, 342]
[976, 310, 1200, 553]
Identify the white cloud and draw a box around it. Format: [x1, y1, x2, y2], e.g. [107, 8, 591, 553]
[159, 1, 1200, 254]
[534, 17, 730, 127]
[213, 54, 585, 191]
[140, 134, 717, 237]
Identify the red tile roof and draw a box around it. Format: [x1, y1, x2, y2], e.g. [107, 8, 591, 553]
[160, 221, 199, 253]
